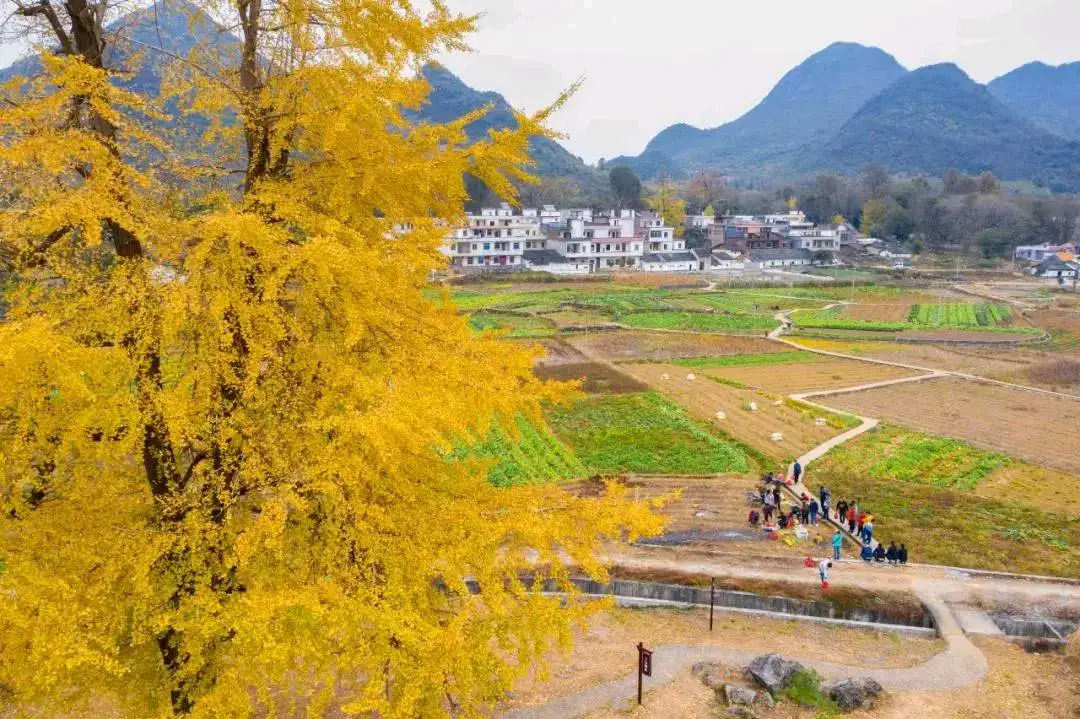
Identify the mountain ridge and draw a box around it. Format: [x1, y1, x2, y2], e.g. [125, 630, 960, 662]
[987, 61, 1080, 142]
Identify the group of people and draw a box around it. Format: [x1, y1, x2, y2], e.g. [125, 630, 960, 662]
[747, 465, 914, 569]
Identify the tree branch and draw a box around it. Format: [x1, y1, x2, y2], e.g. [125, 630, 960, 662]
[14, 0, 74, 54]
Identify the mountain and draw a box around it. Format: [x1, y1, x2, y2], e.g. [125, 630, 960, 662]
[612, 42, 907, 177]
[806, 63, 1080, 191]
[0, 5, 601, 193]
[412, 64, 604, 193]
[988, 61, 1080, 142]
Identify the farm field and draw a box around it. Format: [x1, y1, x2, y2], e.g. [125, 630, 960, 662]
[619, 310, 776, 333]
[563, 330, 785, 362]
[702, 356, 924, 395]
[617, 363, 841, 460]
[468, 312, 556, 337]
[532, 362, 648, 394]
[544, 392, 757, 475]
[823, 376, 1080, 474]
[838, 303, 912, 322]
[453, 414, 587, 488]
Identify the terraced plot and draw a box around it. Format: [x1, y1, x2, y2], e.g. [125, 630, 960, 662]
[703, 356, 923, 395]
[618, 363, 840, 459]
[824, 376, 1080, 474]
[563, 331, 785, 362]
[840, 303, 912, 322]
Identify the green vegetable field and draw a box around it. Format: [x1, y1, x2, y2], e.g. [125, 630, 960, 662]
[545, 392, 754, 474]
[453, 414, 587, 487]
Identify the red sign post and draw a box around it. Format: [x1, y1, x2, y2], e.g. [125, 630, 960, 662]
[637, 642, 653, 705]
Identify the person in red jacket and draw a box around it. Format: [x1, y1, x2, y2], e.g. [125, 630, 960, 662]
[846, 505, 857, 534]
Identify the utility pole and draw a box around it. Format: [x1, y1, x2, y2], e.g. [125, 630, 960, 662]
[709, 578, 715, 631]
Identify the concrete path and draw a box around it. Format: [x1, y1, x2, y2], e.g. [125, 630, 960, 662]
[501, 582, 986, 719]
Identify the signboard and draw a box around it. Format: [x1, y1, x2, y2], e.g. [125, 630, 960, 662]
[638, 643, 653, 677]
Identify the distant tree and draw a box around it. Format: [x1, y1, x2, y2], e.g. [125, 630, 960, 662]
[609, 165, 642, 210]
[829, 214, 846, 226]
[977, 171, 999, 194]
[703, 204, 715, 217]
[976, 228, 1013, 258]
[647, 179, 688, 237]
[684, 226, 709, 250]
[861, 164, 890, 199]
[811, 250, 833, 266]
[518, 177, 582, 209]
[882, 208, 916, 240]
[860, 198, 891, 237]
[943, 169, 978, 195]
[689, 169, 726, 212]
[597, 157, 607, 170]
[799, 174, 843, 224]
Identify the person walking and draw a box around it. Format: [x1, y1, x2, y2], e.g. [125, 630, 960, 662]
[846, 505, 857, 534]
[862, 519, 874, 544]
[821, 492, 831, 521]
[772, 487, 782, 513]
[836, 498, 848, 526]
[832, 529, 843, 561]
[792, 459, 803, 484]
[808, 498, 819, 525]
[818, 558, 832, 586]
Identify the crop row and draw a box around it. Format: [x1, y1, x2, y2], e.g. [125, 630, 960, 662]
[452, 415, 587, 487]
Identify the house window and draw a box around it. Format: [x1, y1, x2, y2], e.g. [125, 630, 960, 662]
[513, 242, 520, 250]
[483, 243, 490, 250]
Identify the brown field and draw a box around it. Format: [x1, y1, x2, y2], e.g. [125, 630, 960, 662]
[704, 357, 923, 395]
[566, 475, 839, 559]
[824, 376, 1080, 474]
[541, 308, 617, 328]
[526, 338, 589, 365]
[618, 363, 840, 459]
[840, 303, 912, 322]
[580, 635, 1078, 719]
[503, 607, 946, 713]
[607, 272, 707, 289]
[533, 362, 648, 394]
[1028, 309, 1080, 334]
[789, 337, 1040, 375]
[564, 330, 786, 362]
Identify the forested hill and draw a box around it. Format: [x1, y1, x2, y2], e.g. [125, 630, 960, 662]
[807, 63, 1080, 192]
[988, 61, 1080, 143]
[411, 64, 604, 194]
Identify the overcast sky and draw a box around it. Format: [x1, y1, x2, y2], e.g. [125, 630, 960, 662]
[438, 0, 1080, 162]
[2, 0, 1077, 163]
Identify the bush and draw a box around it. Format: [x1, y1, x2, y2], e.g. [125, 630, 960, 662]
[782, 669, 840, 715]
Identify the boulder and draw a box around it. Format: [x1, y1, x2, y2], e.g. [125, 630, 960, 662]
[725, 707, 758, 719]
[722, 684, 757, 706]
[745, 654, 803, 695]
[823, 677, 885, 711]
[755, 691, 776, 709]
[691, 661, 726, 690]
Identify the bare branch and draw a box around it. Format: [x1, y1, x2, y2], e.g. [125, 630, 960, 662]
[13, 0, 74, 54]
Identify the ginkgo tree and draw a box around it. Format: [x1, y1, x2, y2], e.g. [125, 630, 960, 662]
[0, 1, 665, 716]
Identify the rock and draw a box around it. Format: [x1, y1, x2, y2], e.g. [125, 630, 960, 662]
[687, 372, 697, 381]
[725, 707, 758, 719]
[715, 410, 726, 420]
[823, 677, 885, 711]
[691, 661, 726, 689]
[770, 432, 783, 442]
[748, 401, 759, 411]
[694, 509, 717, 519]
[745, 654, 803, 695]
[722, 684, 757, 706]
[660, 373, 671, 381]
[754, 691, 776, 709]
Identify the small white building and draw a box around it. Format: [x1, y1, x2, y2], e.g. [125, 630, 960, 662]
[685, 214, 716, 229]
[523, 249, 591, 275]
[747, 248, 813, 269]
[443, 203, 541, 271]
[710, 250, 746, 270]
[641, 250, 700, 272]
[1016, 243, 1077, 262]
[788, 227, 841, 253]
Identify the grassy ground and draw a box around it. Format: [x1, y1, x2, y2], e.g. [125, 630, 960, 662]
[811, 427, 1080, 576]
[468, 312, 557, 337]
[670, 351, 820, 369]
[544, 392, 757, 475]
[619, 311, 776, 333]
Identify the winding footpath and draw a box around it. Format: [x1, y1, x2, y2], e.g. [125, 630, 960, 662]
[502, 303, 1080, 718]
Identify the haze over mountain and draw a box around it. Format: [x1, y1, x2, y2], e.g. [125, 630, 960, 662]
[615, 42, 907, 177]
[614, 42, 1080, 192]
[988, 62, 1080, 143]
[804, 63, 1080, 191]
[410, 65, 604, 193]
[0, 1, 602, 194]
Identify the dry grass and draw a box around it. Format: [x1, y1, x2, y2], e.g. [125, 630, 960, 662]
[840, 304, 912, 322]
[824, 376, 1080, 474]
[564, 331, 785, 362]
[1025, 358, 1080, 388]
[618, 363, 840, 460]
[702, 357, 922, 395]
[501, 607, 946, 712]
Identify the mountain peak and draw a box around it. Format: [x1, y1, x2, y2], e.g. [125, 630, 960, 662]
[988, 58, 1080, 141]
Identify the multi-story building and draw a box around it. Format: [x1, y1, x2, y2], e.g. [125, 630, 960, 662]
[443, 203, 543, 271]
[543, 210, 644, 272]
[788, 227, 841, 253]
